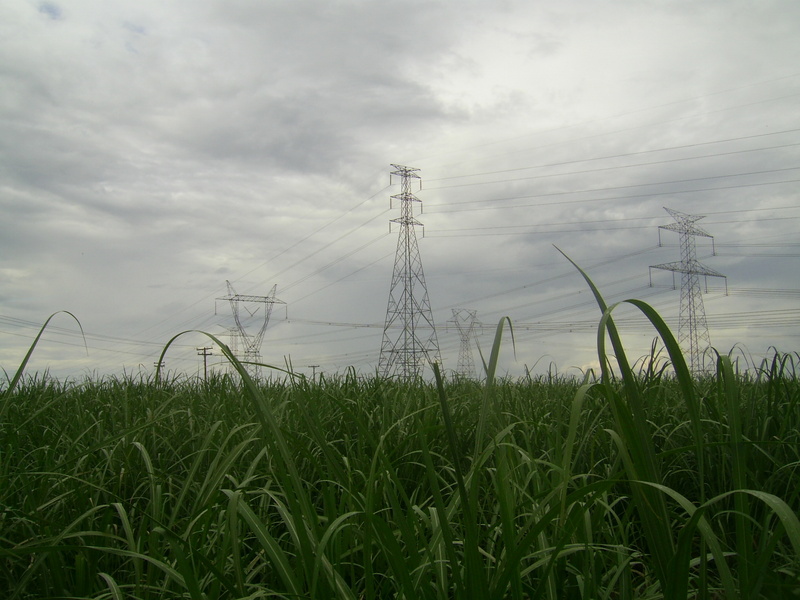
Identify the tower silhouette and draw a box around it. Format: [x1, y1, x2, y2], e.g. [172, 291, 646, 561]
[217, 280, 285, 375]
[449, 308, 481, 379]
[378, 164, 441, 379]
[218, 326, 239, 374]
[650, 207, 726, 374]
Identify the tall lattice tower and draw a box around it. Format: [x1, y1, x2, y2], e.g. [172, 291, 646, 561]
[217, 281, 285, 374]
[378, 164, 441, 379]
[217, 326, 239, 375]
[449, 308, 481, 379]
[650, 207, 726, 374]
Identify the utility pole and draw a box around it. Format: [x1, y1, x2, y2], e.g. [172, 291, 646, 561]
[197, 346, 212, 382]
[448, 308, 481, 379]
[378, 164, 441, 380]
[650, 207, 726, 374]
[308, 365, 320, 382]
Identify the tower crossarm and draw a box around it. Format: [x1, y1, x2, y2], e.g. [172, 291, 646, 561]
[390, 190, 423, 212]
[390, 216, 423, 230]
[223, 293, 287, 304]
[390, 164, 421, 182]
[659, 222, 713, 238]
[391, 191, 422, 203]
[659, 207, 713, 239]
[658, 223, 714, 238]
[650, 261, 726, 279]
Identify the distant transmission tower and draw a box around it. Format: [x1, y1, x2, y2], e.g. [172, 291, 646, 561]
[217, 326, 239, 374]
[650, 207, 726, 374]
[217, 281, 285, 374]
[378, 164, 441, 379]
[224, 326, 239, 358]
[449, 308, 481, 379]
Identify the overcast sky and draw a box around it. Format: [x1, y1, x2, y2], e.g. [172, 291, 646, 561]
[2, 0, 799, 381]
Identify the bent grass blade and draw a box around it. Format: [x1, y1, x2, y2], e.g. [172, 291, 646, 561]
[1, 311, 86, 418]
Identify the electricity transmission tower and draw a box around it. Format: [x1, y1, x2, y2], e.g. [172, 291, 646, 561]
[448, 308, 481, 379]
[216, 326, 240, 374]
[217, 281, 285, 374]
[650, 207, 726, 374]
[378, 164, 441, 380]
[224, 326, 239, 358]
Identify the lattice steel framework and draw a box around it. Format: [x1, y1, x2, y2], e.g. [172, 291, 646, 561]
[650, 207, 726, 374]
[217, 326, 239, 375]
[217, 280, 285, 371]
[449, 308, 481, 379]
[378, 164, 441, 379]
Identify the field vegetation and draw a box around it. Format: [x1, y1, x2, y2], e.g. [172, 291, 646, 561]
[2, 272, 799, 599]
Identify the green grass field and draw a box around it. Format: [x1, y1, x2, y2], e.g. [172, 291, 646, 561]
[2, 279, 800, 598]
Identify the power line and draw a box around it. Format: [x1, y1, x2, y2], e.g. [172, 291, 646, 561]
[429, 163, 800, 207]
[426, 178, 800, 216]
[426, 129, 800, 186]
[413, 74, 800, 168]
[429, 205, 799, 232]
[0, 315, 198, 349]
[126, 173, 391, 343]
[426, 214, 800, 238]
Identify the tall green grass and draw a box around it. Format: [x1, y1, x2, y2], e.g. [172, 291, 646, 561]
[2, 286, 799, 598]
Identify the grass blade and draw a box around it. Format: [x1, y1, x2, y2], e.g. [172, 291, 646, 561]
[1, 311, 85, 417]
[556, 247, 675, 588]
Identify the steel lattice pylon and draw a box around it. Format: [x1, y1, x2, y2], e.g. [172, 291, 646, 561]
[449, 308, 481, 379]
[378, 164, 441, 380]
[217, 281, 285, 373]
[650, 207, 726, 374]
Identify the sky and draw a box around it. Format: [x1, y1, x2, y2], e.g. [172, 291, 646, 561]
[1, 0, 799, 382]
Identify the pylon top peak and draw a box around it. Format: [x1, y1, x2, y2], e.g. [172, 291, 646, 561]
[391, 163, 421, 174]
[390, 164, 422, 185]
[664, 207, 705, 224]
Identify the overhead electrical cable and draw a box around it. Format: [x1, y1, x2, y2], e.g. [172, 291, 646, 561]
[426, 178, 800, 216]
[277, 233, 390, 294]
[428, 162, 800, 206]
[425, 128, 800, 185]
[243, 195, 391, 294]
[290, 250, 396, 306]
[428, 205, 800, 234]
[129, 176, 391, 341]
[414, 74, 800, 168]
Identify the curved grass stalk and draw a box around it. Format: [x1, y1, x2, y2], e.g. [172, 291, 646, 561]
[158, 330, 358, 598]
[556, 246, 703, 593]
[363, 402, 438, 598]
[1, 311, 86, 417]
[98, 572, 125, 600]
[433, 359, 491, 598]
[6, 503, 110, 600]
[558, 382, 602, 524]
[221, 489, 302, 597]
[635, 480, 800, 598]
[475, 316, 515, 451]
